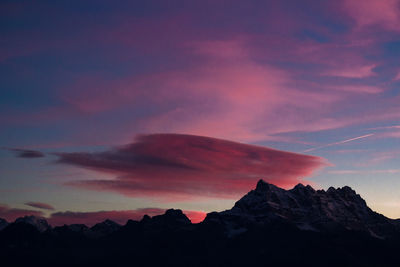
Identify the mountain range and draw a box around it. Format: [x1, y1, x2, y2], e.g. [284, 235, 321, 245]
[1, 180, 400, 266]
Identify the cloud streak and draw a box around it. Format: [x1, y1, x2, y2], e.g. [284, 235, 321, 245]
[56, 134, 326, 200]
[328, 169, 400, 175]
[5, 148, 45, 158]
[25, 202, 55, 210]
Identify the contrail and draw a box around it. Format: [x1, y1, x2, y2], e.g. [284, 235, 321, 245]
[303, 133, 374, 153]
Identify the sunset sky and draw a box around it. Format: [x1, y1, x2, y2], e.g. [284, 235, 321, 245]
[1, 0, 400, 225]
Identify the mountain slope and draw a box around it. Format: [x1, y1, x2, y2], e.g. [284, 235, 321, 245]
[0, 218, 8, 231]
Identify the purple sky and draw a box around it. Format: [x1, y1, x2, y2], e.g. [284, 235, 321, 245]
[1, 0, 400, 224]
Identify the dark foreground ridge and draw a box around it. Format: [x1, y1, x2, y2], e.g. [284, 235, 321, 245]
[1, 180, 400, 267]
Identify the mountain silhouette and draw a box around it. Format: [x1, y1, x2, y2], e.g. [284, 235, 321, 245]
[1, 180, 400, 266]
[205, 180, 399, 238]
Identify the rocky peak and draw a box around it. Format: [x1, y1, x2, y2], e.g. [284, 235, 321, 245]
[141, 209, 191, 228]
[156, 209, 191, 224]
[295, 183, 314, 191]
[255, 179, 280, 193]
[327, 185, 355, 195]
[337, 186, 358, 198]
[15, 215, 50, 232]
[140, 214, 151, 223]
[164, 209, 186, 218]
[326, 185, 366, 206]
[294, 183, 306, 189]
[291, 183, 315, 195]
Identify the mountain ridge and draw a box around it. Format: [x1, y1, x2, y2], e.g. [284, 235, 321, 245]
[1, 180, 400, 266]
[1, 180, 399, 235]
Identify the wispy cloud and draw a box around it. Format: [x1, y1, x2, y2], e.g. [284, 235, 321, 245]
[323, 64, 376, 78]
[367, 125, 400, 130]
[328, 169, 400, 175]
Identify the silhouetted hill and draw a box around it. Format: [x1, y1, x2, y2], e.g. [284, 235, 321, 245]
[0, 218, 8, 231]
[1, 180, 400, 266]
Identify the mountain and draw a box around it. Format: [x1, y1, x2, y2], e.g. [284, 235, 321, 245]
[90, 219, 121, 237]
[1, 180, 400, 266]
[14, 215, 50, 232]
[204, 180, 399, 238]
[141, 208, 191, 228]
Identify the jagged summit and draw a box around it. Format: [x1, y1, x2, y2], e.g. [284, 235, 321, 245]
[257, 179, 361, 198]
[255, 179, 281, 192]
[205, 179, 398, 238]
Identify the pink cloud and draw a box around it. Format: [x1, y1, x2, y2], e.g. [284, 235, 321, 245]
[344, 0, 400, 31]
[3, 4, 398, 148]
[47, 208, 206, 226]
[4, 33, 397, 150]
[323, 64, 377, 78]
[394, 71, 400, 80]
[0, 204, 44, 222]
[56, 134, 326, 201]
[32, 37, 385, 146]
[129, 39, 366, 142]
[329, 85, 383, 94]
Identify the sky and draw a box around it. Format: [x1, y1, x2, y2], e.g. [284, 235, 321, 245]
[0, 0, 400, 225]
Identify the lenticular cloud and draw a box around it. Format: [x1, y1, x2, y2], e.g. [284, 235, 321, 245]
[56, 134, 326, 200]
